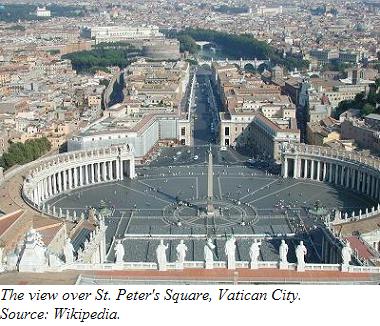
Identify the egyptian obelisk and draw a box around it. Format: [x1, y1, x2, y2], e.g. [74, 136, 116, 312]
[207, 145, 214, 215]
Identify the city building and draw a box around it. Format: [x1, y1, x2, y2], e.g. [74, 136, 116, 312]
[341, 118, 380, 154]
[35, 7, 51, 18]
[80, 25, 163, 44]
[213, 62, 299, 158]
[67, 60, 192, 160]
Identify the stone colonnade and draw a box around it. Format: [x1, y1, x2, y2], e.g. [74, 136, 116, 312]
[281, 144, 380, 222]
[23, 146, 135, 208]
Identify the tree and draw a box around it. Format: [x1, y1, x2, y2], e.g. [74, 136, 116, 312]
[375, 78, 380, 90]
[354, 92, 365, 103]
[0, 137, 51, 170]
[362, 103, 375, 116]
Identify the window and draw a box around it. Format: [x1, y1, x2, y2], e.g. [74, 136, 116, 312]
[181, 127, 186, 136]
[225, 127, 230, 136]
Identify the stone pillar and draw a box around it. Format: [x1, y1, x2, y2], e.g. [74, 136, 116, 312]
[304, 159, 308, 178]
[63, 170, 67, 191]
[345, 168, 350, 188]
[317, 161, 321, 181]
[57, 171, 62, 193]
[33, 188, 38, 204]
[310, 160, 315, 180]
[47, 175, 52, 197]
[79, 166, 83, 187]
[108, 161, 113, 180]
[43, 178, 48, 200]
[371, 176, 376, 198]
[96, 163, 101, 182]
[361, 172, 366, 194]
[322, 162, 327, 181]
[130, 157, 136, 179]
[283, 158, 288, 178]
[293, 158, 299, 179]
[334, 164, 339, 184]
[374, 178, 379, 199]
[119, 158, 124, 180]
[91, 164, 95, 183]
[328, 163, 333, 183]
[356, 170, 360, 192]
[85, 165, 89, 185]
[367, 175, 371, 196]
[116, 160, 120, 180]
[37, 182, 42, 204]
[102, 161, 107, 182]
[53, 174, 57, 195]
[73, 167, 78, 188]
[67, 168, 72, 190]
[340, 166, 345, 186]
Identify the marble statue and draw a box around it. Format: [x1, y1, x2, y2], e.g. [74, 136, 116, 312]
[115, 240, 125, 264]
[63, 238, 75, 264]
[225, 236, 236, 270]
[296, 241, 307, 271]
[18, 228, 48, 273]
[279, 240, 289, 264]
[156, 240, 169, 271]
[176, 240, 188, 264]
[204, 238, 216, 269]
[341, 242, 353, 268]
[249, 240, 261, 269]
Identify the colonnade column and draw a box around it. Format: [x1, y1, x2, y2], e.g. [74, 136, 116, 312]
[85, 165, 89, 185]
[68, 168, 73, 189]
[91, 164, 95, 183]
[130, 157, 136, 179]
[73, 167, 78, 188]
[334, 164, 339, 184]
[303, 159, 308, 178]
[96, 163, 101, 182]
[79, 165, 83, 186]
[366, 174, 371, 196]
[311, 160, 316, 180]
[63, 170, 67, 191]
[116, 160, 120, 180]
[108, 161, 113, 180]
[46, 176, 52, 197]
[317, 161, 321, 181]
[102, 162, 106, 182]
[284, 158, 288, 178]
[57, 172, 62, 192]
[356, 171, 361, 192]
[120, 159, 124, 180]
[345, 168, 350, 188]
[361, 172, 366, 194]
[328, 163, 333, 183]
[52, 174, 57, 195]
[43, 178, 48, 200]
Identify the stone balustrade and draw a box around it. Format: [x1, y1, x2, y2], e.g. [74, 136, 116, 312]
[22, 145, 135, 211]
[281, 143, 380, 225]
[55, 261, 380, 274]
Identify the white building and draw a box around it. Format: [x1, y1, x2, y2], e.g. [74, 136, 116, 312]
[36, 7, 51, 17]
[80, 25, 163, 44]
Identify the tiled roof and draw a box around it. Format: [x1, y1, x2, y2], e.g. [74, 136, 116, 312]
[345, 236, 376, 260]
[0, 209, 25, 237]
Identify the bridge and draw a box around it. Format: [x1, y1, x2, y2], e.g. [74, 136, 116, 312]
[198, 58, 271, 70]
